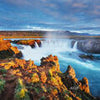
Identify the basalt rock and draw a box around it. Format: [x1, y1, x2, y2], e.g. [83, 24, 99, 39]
[71, 40, 76, 48]
[77, 39, 100, 54]
[79, 54, 94, 60]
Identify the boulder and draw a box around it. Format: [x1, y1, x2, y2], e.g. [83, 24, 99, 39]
[79, 54, 94, 60]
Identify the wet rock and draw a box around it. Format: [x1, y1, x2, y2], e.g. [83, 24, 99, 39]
[77, 39, 100, 54]
[71, 40, 76, 48]
[79, 54, 94, 60]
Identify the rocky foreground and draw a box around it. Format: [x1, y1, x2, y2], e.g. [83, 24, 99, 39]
[0, 55, 96, 100]
[0, 37, 22, 59]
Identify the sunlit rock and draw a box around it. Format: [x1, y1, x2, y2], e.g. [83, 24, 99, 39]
[79, 77, 90, 94]
[0, 39, 22, 59]
[0, 55, 95, 100]
[65, 65, 76, 79]
[12, 39, 42, 48]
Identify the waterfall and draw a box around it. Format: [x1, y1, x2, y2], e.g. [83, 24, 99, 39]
[35, 42, 39, 48]
[12, 39, 78, 62]
[73, 41, 78, 51]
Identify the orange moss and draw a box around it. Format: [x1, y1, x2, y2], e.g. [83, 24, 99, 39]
[31, 73, 40, 83]
[10, 46, 20, 54]
[40, 72, 47, 83]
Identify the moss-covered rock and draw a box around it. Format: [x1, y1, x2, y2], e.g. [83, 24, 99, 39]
[0, 55, 96, 100]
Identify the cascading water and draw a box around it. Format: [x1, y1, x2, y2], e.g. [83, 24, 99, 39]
[73, 41, 78, 51]
[35, 42, 39, 48]
[11, 38, 100, 97]
[19, 39, 73, 63]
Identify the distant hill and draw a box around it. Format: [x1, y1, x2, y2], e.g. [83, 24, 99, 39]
[0, 30, 99, 38]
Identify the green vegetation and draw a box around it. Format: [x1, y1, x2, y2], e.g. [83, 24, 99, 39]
[32, 87, 40, 94]
[0, 79, 5, 94]
[2, 74, 6, 77]
[15, 79, 30, 100]
[39, 96, 46, 100]
[0, 68, 7, 73]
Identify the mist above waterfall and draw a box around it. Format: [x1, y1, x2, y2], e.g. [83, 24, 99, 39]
[44, 31, 70, 38]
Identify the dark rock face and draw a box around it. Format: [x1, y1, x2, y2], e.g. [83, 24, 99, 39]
[71, 40, 76, 48]
[14, 51, 23, 58]
[77, 39, 100, 54]
[0, 49, 23, 59]
[0, 49, 14, 59]
[79, 54, 94, 60]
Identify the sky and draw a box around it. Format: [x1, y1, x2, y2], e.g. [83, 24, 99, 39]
[0, 0, 100, 34]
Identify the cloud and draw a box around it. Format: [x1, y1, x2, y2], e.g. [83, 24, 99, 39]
[72, 3, 87, 8]
[1, 0, 100, 30]
[4, 0, 31, 6]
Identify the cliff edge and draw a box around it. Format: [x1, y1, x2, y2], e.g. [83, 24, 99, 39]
[0, 55, 96, 100]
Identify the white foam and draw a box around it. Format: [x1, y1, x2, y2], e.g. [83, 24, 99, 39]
[12, 39, 100, 71]
[58, 54, 100, 71]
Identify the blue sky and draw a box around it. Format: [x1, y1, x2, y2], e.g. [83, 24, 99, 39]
[0, 0, 100, 34]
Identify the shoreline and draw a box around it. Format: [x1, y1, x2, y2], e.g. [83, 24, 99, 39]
[2, 36, 100, 39]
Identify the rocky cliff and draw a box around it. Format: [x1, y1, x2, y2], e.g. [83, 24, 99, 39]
[77, 39, 100, 54]
[0, 38, 22, 59]
[0, 55, 96, 100]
